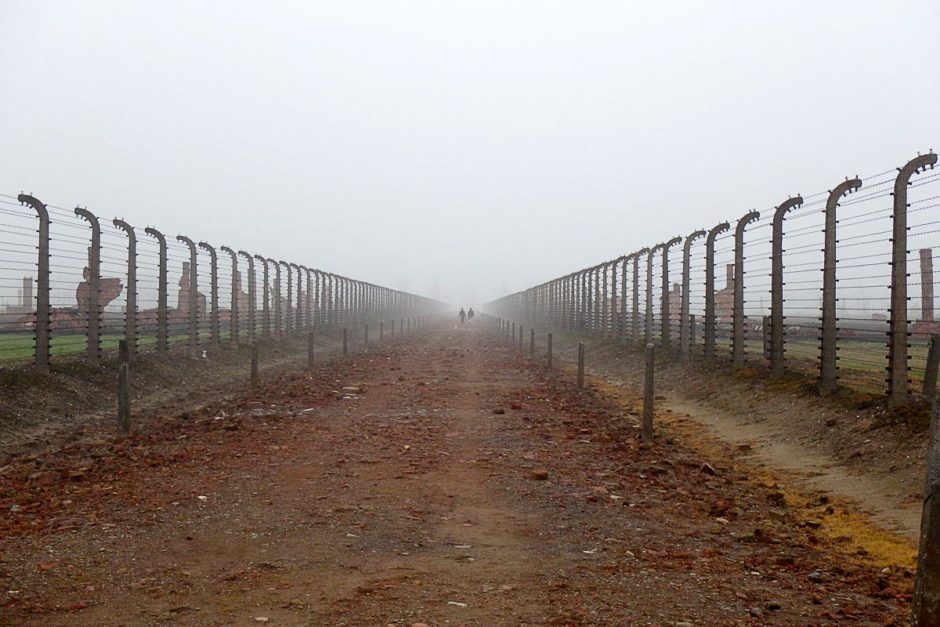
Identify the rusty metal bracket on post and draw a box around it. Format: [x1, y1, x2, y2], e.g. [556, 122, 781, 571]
[769, 196, 803, 377]
[732, 210, 761, 368]
[75, 207, 101, 365]
[888, 153, 938, 408]
[680, 230, 706, 358]
[113, 219, 137, 362]
[177, 236, 199, 350]
[660, 237, 682, 350]
[19, 195, 51, 372]
[221, 246, 239, 346]
[819, 178, 861, 395]
[145, 227, 169, 354]
[199, 241, 220, 346]
[704, 221, 730, 361]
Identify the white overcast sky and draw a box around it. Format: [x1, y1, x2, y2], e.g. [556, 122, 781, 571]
[1, 1, 938, 305]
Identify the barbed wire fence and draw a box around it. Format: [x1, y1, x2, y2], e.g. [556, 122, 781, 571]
[0, 192, 445, 372]
[485, 151, 940, 408]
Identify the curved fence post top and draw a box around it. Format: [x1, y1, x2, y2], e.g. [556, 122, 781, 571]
[198, 241, 217, 256]
[684, 229, 707, 252]
[773, 195, 803, 221]
[828, 177, 863, 205]
[17, 193, 48, 215]
[74, 206, 100, 229]
[144, 226, 166, 243]
[897, 152, 937, 182]
[706, 221, 730, 243]
[664, 236, 682, 250]
[113, 218, 134, 234]
[177, 234, 196, 248]
[735, 210, 760, 235]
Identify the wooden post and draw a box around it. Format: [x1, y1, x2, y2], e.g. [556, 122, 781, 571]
[547, 333, 554, 369]
[519, 326, 524, 350]
[643, 343, 655, 442]
[925, 334, 940, 403]
[914, 391, 940, 624]
[380, 322, 384, 341]
[365, 324, 369, 346]
[343, 328, 348, 356]
[117, 340, 130, 434]
[307, 332, 314, 368]
[530, 329, 535, 356]
[577, 342, 585, 389]
[250, 344, 259, 388]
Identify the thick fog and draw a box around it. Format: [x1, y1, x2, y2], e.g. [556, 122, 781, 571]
[1, 1, 938, 306]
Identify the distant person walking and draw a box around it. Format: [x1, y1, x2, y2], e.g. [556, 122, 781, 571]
[458, 308, 466, 325]
[467, 307, 474, 322]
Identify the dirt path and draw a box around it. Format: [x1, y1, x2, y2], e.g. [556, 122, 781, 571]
[0, 326, 913, 624]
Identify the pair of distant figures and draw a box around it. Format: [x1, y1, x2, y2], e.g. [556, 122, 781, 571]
[458, 307, 474, 324]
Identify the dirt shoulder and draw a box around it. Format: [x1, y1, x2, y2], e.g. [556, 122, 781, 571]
[541, 330, 926, 542]
[0, 327, 362, 464]
[0, 326, 912, 625]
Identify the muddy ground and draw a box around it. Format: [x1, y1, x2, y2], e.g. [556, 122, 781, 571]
[0, 324, 914, 625]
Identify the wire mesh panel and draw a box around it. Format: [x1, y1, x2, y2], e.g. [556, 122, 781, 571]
[0, 194, 39, 362]
[905, 167, 940, 391]
[836, 170, 896, 393]
[742, 217, 771, 363]
[779, 194, 826, 376]
[686, 237, 707, 356]
[712, 231, 734, 360]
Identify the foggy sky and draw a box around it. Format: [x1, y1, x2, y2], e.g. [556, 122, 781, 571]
[1, 1, 938, 306]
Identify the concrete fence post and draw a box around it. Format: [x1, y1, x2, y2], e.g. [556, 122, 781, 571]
[643, 343, 655, 442]
[269, 258, 282, 337]
[113, 219, 138, 363]
[924, 334, 940, 404]
[177, 235, 199, 350]
[704, 222, 730, 360]
[117, 339, 130, 434]
[17, 195, 51, 372]
[198, 241, 220, 346]
[618, 256, 628, 342]
[75, 207, 101, 365]
[256, 256, 270, 335]
[250, 344, 259, 387]
[281, 260, 293, 335]
[238, 251, 256, 343]
[577, 342, 585, 388]
[530, 328, 535, 355]
[732, 211, 760, 368]
[888, 153, 938, 407]
[547, 332, 554, 368]
[144, 227, 169, 354]
[913, 391, 940, 624]
[770, 196, 804, 377]
[632, 249, 648, 344]
[221, 246, 239, 346]
[660, 237, 682, 350]
[819, 178, 862, 395]
[646, 245, 663, 343]
[680, 230, 706, 358]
